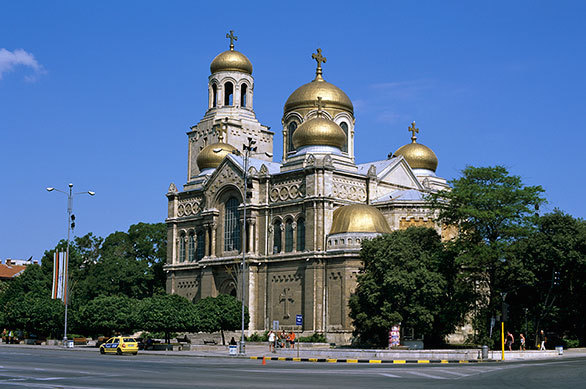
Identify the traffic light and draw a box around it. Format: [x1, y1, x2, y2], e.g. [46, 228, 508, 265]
[246, 180, 253, 199]
[502, 302, 510, 322]
[70, 214, 76, 230]
[553, 271, 561, 287]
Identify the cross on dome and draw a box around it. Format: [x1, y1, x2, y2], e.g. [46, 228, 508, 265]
[408, 121, 419, 143]
[312, 48, 327, 80]
[226, 30, 238, 51]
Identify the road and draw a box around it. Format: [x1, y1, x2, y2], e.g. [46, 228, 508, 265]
[0, 347, 584, 388]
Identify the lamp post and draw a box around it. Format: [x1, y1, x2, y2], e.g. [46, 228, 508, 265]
[46, 183, 95, 345]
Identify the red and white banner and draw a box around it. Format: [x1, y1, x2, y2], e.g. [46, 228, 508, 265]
[51, 251, 68, 303]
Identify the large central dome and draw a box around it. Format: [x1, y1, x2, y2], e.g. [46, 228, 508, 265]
[284, 78, 353, 113]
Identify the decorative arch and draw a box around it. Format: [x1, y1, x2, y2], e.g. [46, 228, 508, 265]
[224, 81, 234, 106]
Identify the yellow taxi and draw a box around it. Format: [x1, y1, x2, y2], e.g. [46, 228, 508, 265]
[99, 336, 139, 355]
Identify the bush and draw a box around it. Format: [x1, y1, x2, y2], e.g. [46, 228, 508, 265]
[247, 331, 268, 342]
[298, 333, 327, 343]
[563, 338, 580, 349]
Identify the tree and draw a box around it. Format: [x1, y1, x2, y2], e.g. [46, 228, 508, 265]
[134, 294, 199, 343]
[193, 294, 249, 345]
[75, 295, 138, 337]
[349, 227, 469, 347]
[507, 211, 586, 347]
[430, 165, 545, 344]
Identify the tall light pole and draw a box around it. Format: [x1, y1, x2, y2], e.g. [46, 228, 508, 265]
[239, 137, 257, 355]
[47, 183, 95, 345]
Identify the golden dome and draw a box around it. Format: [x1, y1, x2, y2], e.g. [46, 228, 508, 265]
[196, 142, 237, 170]
[210, 49, 253, 75]
[292, 117, 346, 149]
[330, 204, 392, 234]
[284, 78, 353, 113]
[393, 122, 438, 172]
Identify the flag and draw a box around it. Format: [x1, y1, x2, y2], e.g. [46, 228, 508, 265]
[51, 251, 68, 303]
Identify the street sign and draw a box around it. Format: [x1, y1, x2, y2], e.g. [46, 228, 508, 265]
[296, 314, 303, 326]
[272, 320, 279, 330]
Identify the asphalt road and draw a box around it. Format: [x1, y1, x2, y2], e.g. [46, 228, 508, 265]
[0, 347, 585, 388]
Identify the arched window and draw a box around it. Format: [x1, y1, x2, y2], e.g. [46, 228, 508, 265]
[296, 218, 305, 251]
[224, 197, 241, 252]
[188, 233, 195, 262]
[340, 122, 348, 152]
[273, 220, 282, 254]
[196, 230, 205, 260]
[179, 233, 186, 262]
[287, 121, 298, 152]
[212, 84, 217, 107]
[241, 84, 247, 107]
[224, 82, 234, 106]
[285, 220, 293, 252]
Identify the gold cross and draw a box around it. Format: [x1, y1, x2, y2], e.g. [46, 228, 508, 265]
[215, 119, 228, 142]
[408, 121, 419, 142]
[312, 48, 327, 79]
[315, 96, 325, 116]
[226, 30, 238, 50]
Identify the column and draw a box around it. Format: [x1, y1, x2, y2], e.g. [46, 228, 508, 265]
[210, 222, 217, 257]
[280, 223, 285, 254]
[204, 224, 210, 257]
[247, 219, 254, 253]
[292, 221, 297, 253]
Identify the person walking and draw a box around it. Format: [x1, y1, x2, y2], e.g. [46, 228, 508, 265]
[268, 331, 276, 353]
[506, 331, 514, 351]
[519, 333, 526, 351]
[539, 330, 546, 350]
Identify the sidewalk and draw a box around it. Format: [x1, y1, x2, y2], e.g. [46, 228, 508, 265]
[4, 342, 585, 363]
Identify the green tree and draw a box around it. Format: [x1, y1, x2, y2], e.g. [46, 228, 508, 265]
[507, 211, 586, 347]
[134, 294, 199, 343]
[193, 294, 249, 345]
[429, 165, 545, 344]
[349, 227, 469, 347]
[75, 295, 138, 337]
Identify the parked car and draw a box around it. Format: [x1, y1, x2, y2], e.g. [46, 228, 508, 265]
[99, 336, 139, 355]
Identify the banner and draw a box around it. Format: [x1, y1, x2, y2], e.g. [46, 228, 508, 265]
[51, 251, 68, 303]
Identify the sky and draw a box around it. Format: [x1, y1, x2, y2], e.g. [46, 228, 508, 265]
[1, 0, 585, 261]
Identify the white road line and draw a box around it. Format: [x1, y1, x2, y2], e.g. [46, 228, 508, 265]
[432, 369, 470, 376]
[379, 373, 401, 378]
[406, 371, 447, 379]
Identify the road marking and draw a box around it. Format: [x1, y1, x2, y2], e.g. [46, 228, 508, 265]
[433, 369, 470, 376]
[327, 359, 337, 363]
[369, 360, 381, 364]
[379, 373, 401, 378]
[393, 360, 406, 364]
[407, 371, 447, 379]
[346, 359, 358, 363]
[417, 360, 430, 364]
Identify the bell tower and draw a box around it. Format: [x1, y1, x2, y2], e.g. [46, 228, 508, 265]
[186, 31, 273, 185]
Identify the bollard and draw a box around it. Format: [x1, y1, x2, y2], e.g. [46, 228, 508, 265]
[555, 346, 563, 355]
[482, 345, 489, 360]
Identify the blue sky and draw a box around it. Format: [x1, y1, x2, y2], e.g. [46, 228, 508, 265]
[2, 0, 585, 261]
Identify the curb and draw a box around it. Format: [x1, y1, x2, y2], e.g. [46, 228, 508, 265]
[249, 356, 498, 364]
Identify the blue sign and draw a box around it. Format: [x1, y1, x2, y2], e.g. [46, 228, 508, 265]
[296, 314, 303, 326]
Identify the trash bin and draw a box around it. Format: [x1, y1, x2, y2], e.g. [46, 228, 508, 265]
[555, 346, 563, 355]
[481, 345, 489, 360]
[65, 340, 74, 348]
[229, 345, 237, 356]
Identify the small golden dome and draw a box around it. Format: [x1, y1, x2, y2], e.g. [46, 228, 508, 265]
[292, 117, 346, 149]
[285, 79, 353, 113]
[393, 122, 438, 172]
[330, 204, 392, 234]
[196, 142, 237, 170]
[210, 49, 253, 75]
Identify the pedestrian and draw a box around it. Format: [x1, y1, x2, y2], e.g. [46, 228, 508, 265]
[268, 331, 276, 353]
[229, 337, 237, 346]
[539, 330, 546, 350]
[287, 331, 296, 349]
[1, 328, 6, 344]
[519, 333, 526, 351]
[506, 331, 514, 351]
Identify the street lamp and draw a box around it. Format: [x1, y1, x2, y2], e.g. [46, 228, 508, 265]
[46, 183, 95, 345]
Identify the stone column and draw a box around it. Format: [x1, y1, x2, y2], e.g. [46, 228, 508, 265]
[247, 220, 254, 253]
[267, 225, 274, 254]
[204, 224, 210, 257]
[210, 221, 217, 257]
[292, 221, 297, 253]
[280, 223, 285, 253]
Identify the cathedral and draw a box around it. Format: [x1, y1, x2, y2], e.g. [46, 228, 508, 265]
[165, 32, 450, 344]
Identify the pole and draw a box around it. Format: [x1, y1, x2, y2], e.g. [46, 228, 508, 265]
[240, 149, 247, 355]
[501, 321, 505, 361]
[63, 184, 73, 345]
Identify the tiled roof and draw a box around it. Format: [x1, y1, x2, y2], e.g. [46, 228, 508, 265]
[0, 263, 27, 279]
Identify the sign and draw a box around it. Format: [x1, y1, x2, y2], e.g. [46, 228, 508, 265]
[296, 315, 303, 326]
[229, 345, 237, 355]
[389, 325, 401, 348]
[272, 320, 279, 330]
